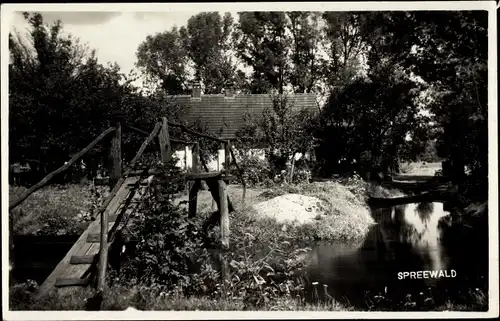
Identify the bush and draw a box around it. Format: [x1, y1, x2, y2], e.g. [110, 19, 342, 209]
[113, 162, 216, 296]
[237, 156, 272, 187]
[110, 160, 317, 309]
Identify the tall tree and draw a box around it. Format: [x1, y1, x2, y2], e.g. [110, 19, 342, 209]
[9, 12, 156, 177]
[233, 12, 291, 94]
[179, 12, 237, 94]
[136, 27, 189, 95]
[287, 12, 324, 93]
[316, 70, 422, 177]
[364, 11, 488, 179]
[321, 12, 370, 91]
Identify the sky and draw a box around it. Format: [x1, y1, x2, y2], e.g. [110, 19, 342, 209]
[9, 11, 238, 79]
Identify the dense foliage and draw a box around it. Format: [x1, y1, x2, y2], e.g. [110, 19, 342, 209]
[9, 13, 221, 182]
[362, 11, 488, 180]
[136, 10, 487, 181]
[10, 11, 487, 184]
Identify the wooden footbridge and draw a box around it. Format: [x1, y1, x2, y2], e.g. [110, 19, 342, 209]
[9, 117, 246, 302]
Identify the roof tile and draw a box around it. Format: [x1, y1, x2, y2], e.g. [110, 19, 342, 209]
[167, 93, 318, 140]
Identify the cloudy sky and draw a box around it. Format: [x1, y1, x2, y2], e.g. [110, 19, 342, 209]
[9, 11, 237, 76]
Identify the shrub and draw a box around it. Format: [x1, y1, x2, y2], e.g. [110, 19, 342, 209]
[110, 159, 317, 309]
[113, 163, 216, 296]
[237, 156, 272, 187]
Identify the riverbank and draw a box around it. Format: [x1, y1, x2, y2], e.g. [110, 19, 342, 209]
[9, 183, 108, 235]
[9, 176, 380, 311]
[9, 175, 489, 312]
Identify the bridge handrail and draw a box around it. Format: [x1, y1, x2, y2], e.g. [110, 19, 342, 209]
[96, 121, 162, 291]
[126, 120, 247, 191]
[167, 120, 226, 144]
[123, 123, 193, 145]
[9, 127, 117, 211]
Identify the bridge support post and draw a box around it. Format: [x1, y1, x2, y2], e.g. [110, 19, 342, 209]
[97, 209, 109, 292]
[189, 142, 200, 218]
[218, 178, 230, 284]
[109, 122, 122, 188]
[189, 180, 200, 218]
[224, 141, 230, 185]
[218, 179, 229, 249]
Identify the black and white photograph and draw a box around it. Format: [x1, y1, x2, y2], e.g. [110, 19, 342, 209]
[1, 2, 498, 319]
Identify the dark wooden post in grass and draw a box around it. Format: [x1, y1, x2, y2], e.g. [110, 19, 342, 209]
[98, 124, 118, 292]
[97, 207, 109, 292]
[224, 141, 231, 185]
[218, 179, 230, 249]
[189, 142, 200, 218]
[98, 124, 121, 292]
[158, 116, 171, 164]
[109, 123, 122, 189]
[218, 178, 230, 283]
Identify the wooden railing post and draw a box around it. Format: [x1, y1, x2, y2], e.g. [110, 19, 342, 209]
[224, 141, 230, 185]
[97, 209, 109, 292]
[109, 123, 122, 188]
[158, 117, 171, 164]
[218, 178, 230, 283]
[192, 141, 199, 173]
[228, 146, 247, 209]
[218, 179, 230, 248]
[189, 142, 200, 218]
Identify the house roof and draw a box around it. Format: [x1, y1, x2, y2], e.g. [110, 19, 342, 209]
[167, 93, 318, 140]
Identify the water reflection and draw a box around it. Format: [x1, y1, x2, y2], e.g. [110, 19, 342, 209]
[302, 202, 484, 308]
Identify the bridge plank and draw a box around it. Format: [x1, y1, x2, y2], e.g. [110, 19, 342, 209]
[35, 176, 140, 299]
[58, 189, 134, 278]
[59, 243, 93, 280]
[55, 277, 91, 287]
[70, 255, 95, 265]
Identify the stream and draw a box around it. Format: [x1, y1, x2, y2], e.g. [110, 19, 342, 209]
[302, 202, 488, 308]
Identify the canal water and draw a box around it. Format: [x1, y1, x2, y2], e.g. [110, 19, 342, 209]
[10, 235, 80, 285]
[302, 202, 489, 309]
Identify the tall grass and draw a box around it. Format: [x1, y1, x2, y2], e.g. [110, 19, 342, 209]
[9, 183, 109, 235]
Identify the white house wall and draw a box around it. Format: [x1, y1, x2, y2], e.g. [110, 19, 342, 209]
[172, 147, 309, 171]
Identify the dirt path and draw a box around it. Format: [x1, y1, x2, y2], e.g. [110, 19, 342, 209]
[173, 184, 267, 216]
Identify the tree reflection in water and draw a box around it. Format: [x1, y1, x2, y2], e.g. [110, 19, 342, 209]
[302, 201, 465, 308]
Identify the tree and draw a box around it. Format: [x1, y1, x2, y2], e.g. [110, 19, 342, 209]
[9, 13, 125, 173]
[363, 11, 488, 180]
[136, 27, 189, 95]
[287, 12, 324, 93]
[316, 66, 422, 178]
[321, 12, 370, 91]
[179, 12, 237, 94]
[235, 93, 317, 178]
[9, 12, 169, 182]
[233, 12, 291, 94]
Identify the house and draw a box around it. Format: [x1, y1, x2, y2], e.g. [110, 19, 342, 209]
[167, 82, 318, 171]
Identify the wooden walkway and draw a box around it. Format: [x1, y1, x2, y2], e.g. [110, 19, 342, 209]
[36, 174, 153, 297]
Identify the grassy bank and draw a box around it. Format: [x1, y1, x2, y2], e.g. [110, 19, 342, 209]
[107, 177, 379, 310]
[9, 183, 108, 235]
[11, 177, 376, 311]
[399, 161, 442, 176]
